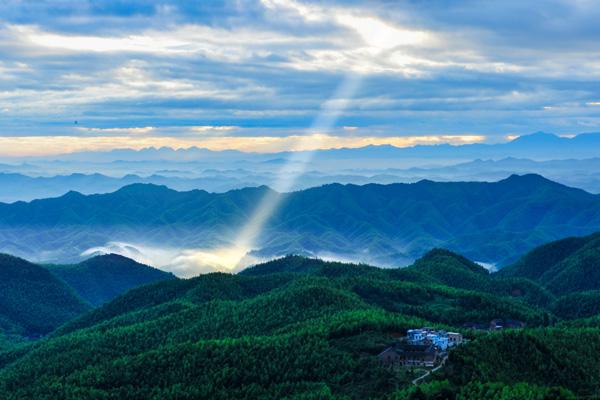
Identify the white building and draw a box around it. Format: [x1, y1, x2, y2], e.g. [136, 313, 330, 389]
[407, 329, 425, 343]
[405, 328, 463, 351]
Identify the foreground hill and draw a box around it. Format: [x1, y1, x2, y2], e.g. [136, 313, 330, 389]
[242, 250, 554, 307]
[0, 253, 175, 346]
[501, 232, 600, 295]
[47, 254, 175, 306]
[0, 254, 90, 336]
[1, 174, 600, 268]
[1, 250, 587, 399]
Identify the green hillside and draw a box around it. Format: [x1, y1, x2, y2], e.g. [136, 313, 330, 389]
[443, 329, 600, 397]
[0, 253, 576, 399]
[0, 254, 90, 336]
[0, 252, 177, 345]
[47, 254, 175, 306]
[502, 232, 600, 295]
[551, 290, 600, 319]
[398, 249, 555, 307]
[1, 232, 600, 398]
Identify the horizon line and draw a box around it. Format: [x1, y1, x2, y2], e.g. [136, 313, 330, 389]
[0, 131, 592, 158]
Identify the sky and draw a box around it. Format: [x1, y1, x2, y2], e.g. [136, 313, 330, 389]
[1, 0, 600, 155]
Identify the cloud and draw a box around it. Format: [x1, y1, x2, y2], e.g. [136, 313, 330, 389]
[1, 0, 600, 144]
[190, 126, 239, 134]
[76, 126, 155, 135]
[81, 241, 262, 278]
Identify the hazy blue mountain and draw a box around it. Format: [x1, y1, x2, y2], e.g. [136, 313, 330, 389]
[2, 156, 600, 203]
[393, 157, 600, 193]
[0, 172, 266, 203]
[8, 132, 598, 166]
[1, 132, 600, 204]
[0, 174, 599, 271]
[47, 254, 176, 306]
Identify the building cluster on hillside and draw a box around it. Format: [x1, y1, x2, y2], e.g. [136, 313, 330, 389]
[378, 328, 463, 368]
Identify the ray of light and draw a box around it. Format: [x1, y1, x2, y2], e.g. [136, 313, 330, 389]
[197, 75, 362, 271]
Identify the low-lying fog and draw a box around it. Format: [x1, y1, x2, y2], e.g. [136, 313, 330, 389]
[81, 241, 413, 277]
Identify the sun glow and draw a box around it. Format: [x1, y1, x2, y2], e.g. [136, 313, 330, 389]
[0, 134, 486, 157]
[200, 75, 363, 270]
[172, 246, 253, 274]
[216, 0, 438, 269]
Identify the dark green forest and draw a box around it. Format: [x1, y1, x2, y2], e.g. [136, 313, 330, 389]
[0, 253, 173, 336]
[0, 254, 89, 336]
[1, 233, 600, 398]
[46, 253, 175, 306]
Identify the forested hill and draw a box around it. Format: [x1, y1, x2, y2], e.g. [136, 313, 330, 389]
[0, 254, 90, 336]
[46, 254, 175, 306]
[2, 243, 600, 399]
[501, 232, 600, 295]
[0, 252, 175, 343]
[1, 174, 600, 266]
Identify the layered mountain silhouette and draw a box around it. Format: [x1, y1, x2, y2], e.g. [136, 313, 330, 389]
[26, 131, 600, 162]
[2, 133, 600, 204]
[0, 174, 599, 267]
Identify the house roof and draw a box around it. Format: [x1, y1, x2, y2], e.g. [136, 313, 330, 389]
[396, 343, 436, 354]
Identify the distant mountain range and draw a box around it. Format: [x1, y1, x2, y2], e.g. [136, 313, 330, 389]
[8, 131, 599, 164]
[0, 174, 599, 271]
[1, 156, 600, 203]
[0, 132, 599, 204]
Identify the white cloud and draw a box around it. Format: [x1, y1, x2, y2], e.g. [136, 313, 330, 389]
[81, 241, 261, 278]
[190, 126, 239, 133]
[335, 14, 430, 50]
[1, 1, 600, 141]
[76, 126, 155, 134]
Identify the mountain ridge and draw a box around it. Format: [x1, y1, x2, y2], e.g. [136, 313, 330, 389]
[0, 174, 598, 268]
[9, 131, 599, 162]
[2, 152, 600, 204]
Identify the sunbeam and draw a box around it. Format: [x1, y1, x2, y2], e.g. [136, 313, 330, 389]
[195, 74, 362, 271]
[183, 0, 435, 272]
